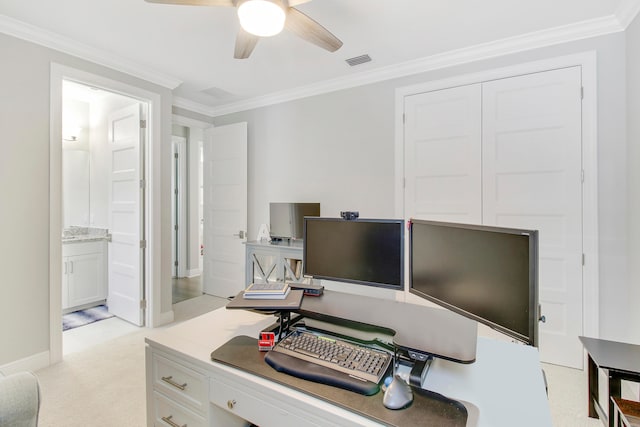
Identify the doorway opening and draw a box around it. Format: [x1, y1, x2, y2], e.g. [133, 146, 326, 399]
[60, 80, 147, 354]
[50, 63, 161, 363]
[170, 119, 208, 304]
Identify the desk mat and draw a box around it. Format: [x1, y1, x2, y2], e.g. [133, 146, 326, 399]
[211, 335, 478, 427]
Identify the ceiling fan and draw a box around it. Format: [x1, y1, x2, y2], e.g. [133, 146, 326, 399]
[144, 0, 343, 59]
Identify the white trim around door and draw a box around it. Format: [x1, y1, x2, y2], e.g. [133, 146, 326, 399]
[49, 63, 162, 364]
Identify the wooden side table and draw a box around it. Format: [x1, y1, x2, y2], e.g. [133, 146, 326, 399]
[579, 336, 640, 427]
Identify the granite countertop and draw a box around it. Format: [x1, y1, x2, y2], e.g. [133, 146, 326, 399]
[62, 226, 109, 243]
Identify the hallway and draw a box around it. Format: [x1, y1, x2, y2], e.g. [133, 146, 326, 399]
[172, 275, 203, 304]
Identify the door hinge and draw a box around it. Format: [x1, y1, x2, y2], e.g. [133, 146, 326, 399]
[581, 87, 584, 100]
[174, 260, 178, 267]
[140, 179, 145, 189]
[581, 170, 585, 183]
[174, 152, 178, 159]
[140, 240, 147, 249]
[582, 253, 585, 266]
[140, 299, 147, 309]
[174, 224, 178, 231]
[174, 188, 178, 195]
[140, 119, 147, 129]
[402, 113, 406, 124]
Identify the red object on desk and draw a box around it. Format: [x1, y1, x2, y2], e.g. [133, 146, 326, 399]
[258, 332, 275, 351]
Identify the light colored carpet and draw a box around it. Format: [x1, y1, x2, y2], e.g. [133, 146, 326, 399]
[36, 294, 229, 427]
[36, 295, 603, 426]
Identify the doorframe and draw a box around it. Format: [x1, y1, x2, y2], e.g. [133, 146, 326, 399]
[394, 51, 599, 340]
[49, 63, 162, 363]
[172, 114, 213, 277]
[171, 135, 188, 278]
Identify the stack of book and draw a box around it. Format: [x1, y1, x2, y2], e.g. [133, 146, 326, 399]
[243, 282, 290, 299]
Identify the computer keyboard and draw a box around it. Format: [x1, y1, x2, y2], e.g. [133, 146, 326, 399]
[264, 330, 392, 395]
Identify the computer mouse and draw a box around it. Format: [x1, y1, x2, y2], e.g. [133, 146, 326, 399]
[382, 375, 414, 410]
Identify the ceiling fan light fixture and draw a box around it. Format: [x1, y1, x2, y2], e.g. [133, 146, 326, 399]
[237, 0, 286, 37]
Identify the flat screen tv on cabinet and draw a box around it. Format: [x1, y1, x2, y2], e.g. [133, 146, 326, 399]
[269, 203, 320, 240]
[303, 217, 404, 290]
[409, 219, 539, 347]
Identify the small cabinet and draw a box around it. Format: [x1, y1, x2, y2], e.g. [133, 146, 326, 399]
[245, 241, 304, 286]
[62, 240, 107, 312]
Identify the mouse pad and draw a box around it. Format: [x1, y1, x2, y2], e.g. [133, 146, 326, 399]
[211, 335, 478, 427]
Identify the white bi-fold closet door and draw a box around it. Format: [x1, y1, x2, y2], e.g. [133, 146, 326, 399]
[404, 66, 583, 368]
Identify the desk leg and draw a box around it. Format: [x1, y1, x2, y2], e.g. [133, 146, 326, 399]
[588, 354, 599, 419]
[608, 373, 622, 427]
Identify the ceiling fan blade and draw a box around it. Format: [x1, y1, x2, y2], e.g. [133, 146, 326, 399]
[234, 28, 260, 59]
[285, 7, 342, 53]
[144, 0, 234, 6]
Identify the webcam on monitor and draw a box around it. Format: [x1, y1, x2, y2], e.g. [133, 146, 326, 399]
[340, 211, 359, 220]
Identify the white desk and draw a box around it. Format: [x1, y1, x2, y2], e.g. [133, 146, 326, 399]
[145, 307, 551, 427]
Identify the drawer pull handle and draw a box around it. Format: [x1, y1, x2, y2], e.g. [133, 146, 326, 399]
[161, 375, 187, 391]
[227, 399, 236, 410]
[161, 414, 186, 427]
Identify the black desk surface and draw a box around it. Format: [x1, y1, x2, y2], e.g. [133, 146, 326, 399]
[579, 336, 640, 374]
[211, 335, 478, 427]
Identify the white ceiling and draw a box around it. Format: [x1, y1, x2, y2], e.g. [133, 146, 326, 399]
[1, 0, 638, 115]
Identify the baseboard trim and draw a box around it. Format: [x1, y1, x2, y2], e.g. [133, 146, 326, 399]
[156, 310, 175, 327]
[186, 269, 201, 278]
[0, 351, 51, 375]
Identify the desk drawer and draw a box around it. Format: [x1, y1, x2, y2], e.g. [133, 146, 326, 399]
[210, 374, 318, 427]
[151, 353, 207, 414]
[153, 391, 205, 427]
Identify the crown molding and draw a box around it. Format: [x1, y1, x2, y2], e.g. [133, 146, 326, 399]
[615, 0, 640, 28]
[0, 14, 182, 89]
[172, 113, 214, 129]
[190, 14, 625, 117]
[173, 96, 218, 117]
[3, 7, 629, 117]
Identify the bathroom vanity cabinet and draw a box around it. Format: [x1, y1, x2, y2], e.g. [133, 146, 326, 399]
[62, 240, 107, 312]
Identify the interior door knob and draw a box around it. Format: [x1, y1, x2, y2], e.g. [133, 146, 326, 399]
[233, 230, 246, 239]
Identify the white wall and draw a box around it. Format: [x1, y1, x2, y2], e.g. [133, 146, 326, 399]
[0, 32, 173, 367]
[62, 98, 90, 228]
[627, 13, 640, 345]
[211, 32, 631, 342]
[213, 86, 397, 236]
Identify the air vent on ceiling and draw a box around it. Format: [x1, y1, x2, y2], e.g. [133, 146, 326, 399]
[346, 54, 372, 67]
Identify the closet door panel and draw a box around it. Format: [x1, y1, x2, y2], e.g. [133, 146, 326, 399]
[404, 84, 482, 223]
[482, 67, 583, 368]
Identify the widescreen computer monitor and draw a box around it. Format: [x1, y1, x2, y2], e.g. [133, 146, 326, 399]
[303, 217, 404, 290]
[409, 219, 539, 346]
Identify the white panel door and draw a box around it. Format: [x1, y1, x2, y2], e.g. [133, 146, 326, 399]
[107, 103, 144, 326]
[404, 84, 482, 223]
[203, 123, 247, 298]
[482, 67, 583, 368]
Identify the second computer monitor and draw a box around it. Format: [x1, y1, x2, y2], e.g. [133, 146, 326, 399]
[409, 219, 539, 346]
[303, 217, 404, 290]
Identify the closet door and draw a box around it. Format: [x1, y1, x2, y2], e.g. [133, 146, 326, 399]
[482, 67, 583, 368]
[404, 84, 482, 223]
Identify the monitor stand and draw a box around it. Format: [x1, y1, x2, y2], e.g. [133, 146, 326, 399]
[409, 356, 434, 387]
